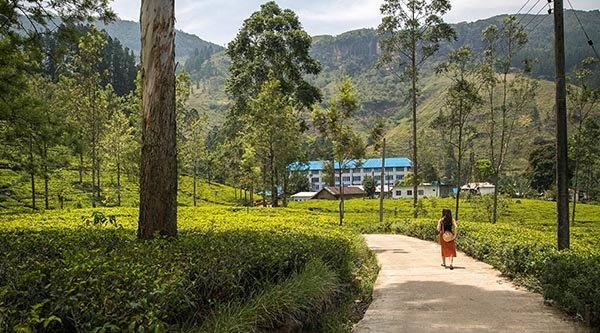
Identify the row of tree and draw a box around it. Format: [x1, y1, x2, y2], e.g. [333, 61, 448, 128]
[2, 0, 598, 237]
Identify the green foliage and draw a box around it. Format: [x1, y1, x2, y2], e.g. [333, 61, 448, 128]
[0, 206, 377, 331]
[288, 171, 310, 195]
[304, 196, 598, 328]
[198, 259, 337, 333]
[312, 77, 365, 224]
[474, 159, 494, 182]
[247, 75, 305, 207]
[527, 145, 557, 192]
[362, 176, 377, 198]
[225, 1, 321, 117]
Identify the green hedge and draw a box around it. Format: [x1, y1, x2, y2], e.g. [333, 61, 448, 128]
[376, 219, 600, 329]
[0, 208, 377, 332]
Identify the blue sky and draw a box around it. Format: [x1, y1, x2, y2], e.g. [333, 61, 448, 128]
[110, 0, 599, 46]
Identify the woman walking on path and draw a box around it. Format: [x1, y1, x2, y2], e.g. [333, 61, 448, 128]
[437, 208, 458, 269]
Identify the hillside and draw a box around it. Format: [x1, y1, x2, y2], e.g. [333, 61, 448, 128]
[183, 9, 598, 121]
[98, 11, 599, 172]
[93, 19, 224, 61]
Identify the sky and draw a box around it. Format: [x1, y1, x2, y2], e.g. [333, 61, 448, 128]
[110, 0, 599, 46]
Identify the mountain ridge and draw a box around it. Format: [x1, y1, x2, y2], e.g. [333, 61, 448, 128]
[103, 10, 599, 170]
[92, 19, 224, 60]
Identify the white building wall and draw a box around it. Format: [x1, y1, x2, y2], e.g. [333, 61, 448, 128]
[392, 185, 441, 199]
[309, 167, 411, 191]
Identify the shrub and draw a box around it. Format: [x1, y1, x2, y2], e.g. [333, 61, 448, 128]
[0, 207, 377, 331]
[382, 217, 600, 329]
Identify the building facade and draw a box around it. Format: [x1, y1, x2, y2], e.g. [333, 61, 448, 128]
[296, 157, 412, 192]
[392, 183, 452, 199]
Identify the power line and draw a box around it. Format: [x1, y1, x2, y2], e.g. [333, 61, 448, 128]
[566, 0, 600, 58]
[516, 0, 535, 16]
[517, 0, 544, 26]
[525, 7, 551, 33]
[522, 1, 550, 31]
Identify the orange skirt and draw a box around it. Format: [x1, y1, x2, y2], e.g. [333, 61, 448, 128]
[440, 234, 457, 257]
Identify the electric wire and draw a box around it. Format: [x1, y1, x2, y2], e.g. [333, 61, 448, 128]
[566, 0, 600, 58]
[521, 1, 550, 31]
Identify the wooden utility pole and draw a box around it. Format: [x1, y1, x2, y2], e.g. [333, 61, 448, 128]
[554, 0, 570, 250]
[379, 138, 386, 223]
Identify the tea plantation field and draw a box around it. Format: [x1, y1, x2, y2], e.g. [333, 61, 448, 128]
[2, 194, 600, 331]
[291, 197, 600, 328]
[0, 206, 378, 332]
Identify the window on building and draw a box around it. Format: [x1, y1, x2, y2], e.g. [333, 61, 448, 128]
[311, 177, 320, 183]
[395, 190, 401, 196]
[352, 176, 361, 182]
[374, 175, 381, 181]
[335, 177, 340, 183]
[396, 175, 404, 180]
[418, 190, 424, 195]
[342, 176, 351, 182]
[407, 190, 413, 196]
[385, 167, 394, 172]
[407, 167, 412, 171]
[385, 175, 394, 181]
[311, 170, 319, 175]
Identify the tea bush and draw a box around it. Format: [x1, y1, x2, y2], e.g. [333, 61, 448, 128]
[0, 207, 377, 332]
[378, 216, 600, 328]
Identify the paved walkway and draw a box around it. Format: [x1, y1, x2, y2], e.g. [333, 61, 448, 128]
[352, 234, 589, 333]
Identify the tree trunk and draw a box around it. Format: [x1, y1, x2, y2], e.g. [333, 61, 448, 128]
[456, 100, 464, 221]
[138, 0, 178, 239]
[282, 170, 288, 207]
[79, 150, 83, 184]
[411, 40, 419, 218]
[91, 138, 97, 208]
[44, 172, 49, 210]
[379, 138, 385, 223]
[339, 165, 344, 226]
[29, 134, 36, 211]
[193, 164, 197, 207]
[269, 145, 278, 207]
[571, 158, 579, 226]
[43, 143, 49, 210]
[97, 156, 101, 201]
[492, 172, 499, 223]
[117, 159, 122, 206]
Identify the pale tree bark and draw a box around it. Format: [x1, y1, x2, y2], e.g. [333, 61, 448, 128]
[138, 0, 178, 239]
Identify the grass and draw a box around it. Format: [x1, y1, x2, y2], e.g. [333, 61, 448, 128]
[195, 259, 338, 333]
[0, 167, 241, 213]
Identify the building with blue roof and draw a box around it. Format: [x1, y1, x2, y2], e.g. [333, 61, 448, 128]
[291, 157, 412, 191]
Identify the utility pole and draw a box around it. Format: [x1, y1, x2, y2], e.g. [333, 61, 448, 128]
[379, 138, 386, 223]
[554, 0, 570, 250]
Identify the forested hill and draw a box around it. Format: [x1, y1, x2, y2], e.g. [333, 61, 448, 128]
[93, 19, 224, 60]
[182, 10, 599, 124]
[310, 10, 600, 83]
[97, 10, 599, 160]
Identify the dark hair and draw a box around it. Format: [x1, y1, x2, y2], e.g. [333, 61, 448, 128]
[442, 208, 453, 233]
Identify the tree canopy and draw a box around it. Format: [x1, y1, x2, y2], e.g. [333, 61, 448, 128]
[225, 1, 321, 119]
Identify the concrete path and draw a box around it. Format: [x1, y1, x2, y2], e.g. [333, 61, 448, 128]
[352, 234, 589, 333]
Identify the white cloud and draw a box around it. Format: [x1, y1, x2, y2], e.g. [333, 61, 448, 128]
[109, 0, 599, 44]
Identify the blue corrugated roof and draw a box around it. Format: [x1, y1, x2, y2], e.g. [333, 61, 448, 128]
[289, 157, 412, 171]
